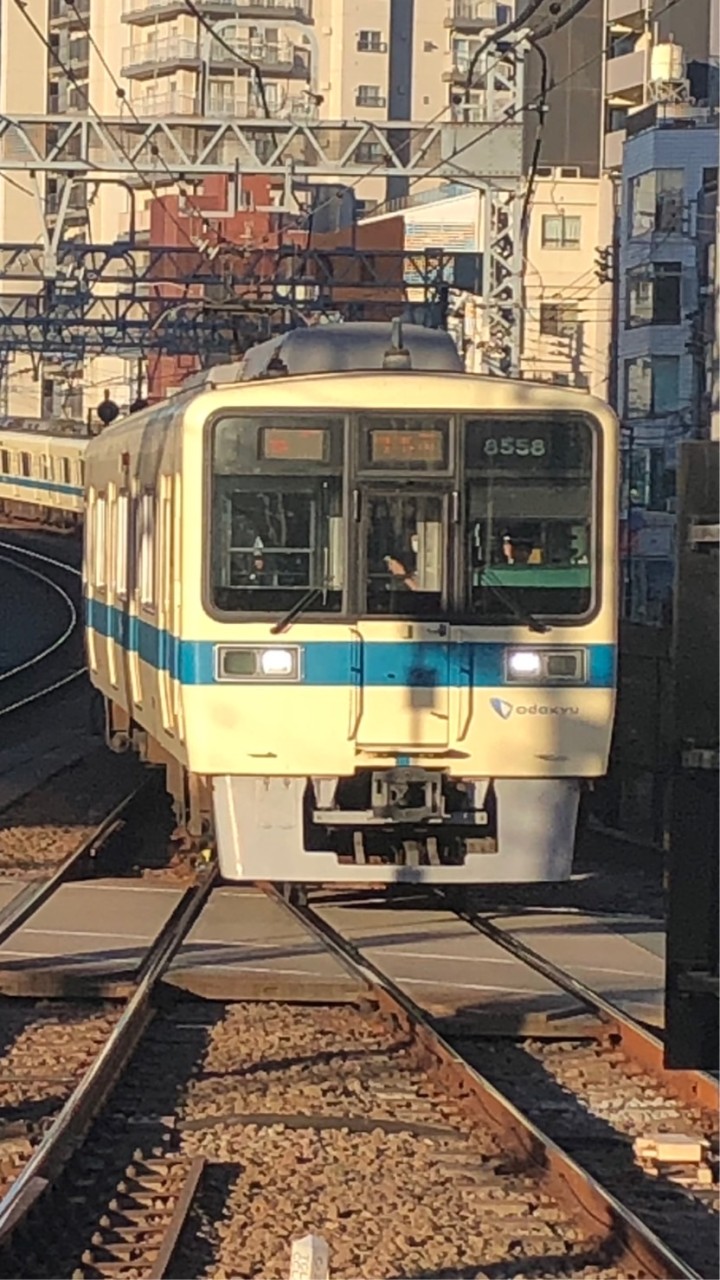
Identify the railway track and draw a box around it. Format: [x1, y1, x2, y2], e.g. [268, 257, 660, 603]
[0, 865, 216, 1274]
[0, 542, 85, 720]
[0, 876, 712, 1278]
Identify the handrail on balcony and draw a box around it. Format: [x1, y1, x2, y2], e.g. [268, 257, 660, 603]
[452, 0, 499, 23]
[122, 0, 312, 17]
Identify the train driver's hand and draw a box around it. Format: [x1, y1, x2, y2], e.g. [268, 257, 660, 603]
[384, 557, 407, 577]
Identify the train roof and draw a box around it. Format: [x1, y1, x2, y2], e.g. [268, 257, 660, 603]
[0, 416, 86, 437]
[181, 322, 463, 391]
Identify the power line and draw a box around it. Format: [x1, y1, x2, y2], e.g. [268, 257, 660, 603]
[533, 0, 597, 41]
[14, 0, 246, 317]
[463, 0, 547, 104]
[520, 36, 550, 232]
[64, 0, 224, 236]
[182, 0, 277, 145]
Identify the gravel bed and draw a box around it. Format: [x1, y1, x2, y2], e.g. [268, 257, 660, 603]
[461, 1035, 718, 1278]
[0, 1001, 118, 1193]
[0, 750, 144, 879]
[0, 998, 690, 1279]
[169, 1002, 643, 1279]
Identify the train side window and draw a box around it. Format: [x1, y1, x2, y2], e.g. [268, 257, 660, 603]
[79, 460, 85, 487]
[95, 494, 107, 590]
[85, 488, 95, 582]
[116, 492, 129, 600]
[0, 450, 9, 473]
[61, 457, 71, 485]
[41, 455, 51, 481]
[138, 491, 155, 609]
[20, 452, 30, 478]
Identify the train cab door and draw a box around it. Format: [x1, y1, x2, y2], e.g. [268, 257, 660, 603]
[353, 490, 451, 750]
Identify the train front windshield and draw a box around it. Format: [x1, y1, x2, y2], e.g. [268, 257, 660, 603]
[208, 411, 598, 622]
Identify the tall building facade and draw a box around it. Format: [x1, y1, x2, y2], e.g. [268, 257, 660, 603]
[617, 102, 718, 623]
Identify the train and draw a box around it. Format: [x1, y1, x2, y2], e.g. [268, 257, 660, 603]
[0, 322, 619, 885]
[0, 419, 85, 528]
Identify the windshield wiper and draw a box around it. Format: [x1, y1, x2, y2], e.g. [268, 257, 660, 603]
[477, 567, 550, 635]
[271, 586, 323, 635]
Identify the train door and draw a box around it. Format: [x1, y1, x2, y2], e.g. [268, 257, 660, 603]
[157, 472, 175, 737]
[114, 485, 132, 710]
[353, 490, 451, 749]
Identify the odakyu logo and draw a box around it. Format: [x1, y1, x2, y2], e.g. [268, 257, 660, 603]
[490, 698, 513, 720]
[490, 698, 579, 719]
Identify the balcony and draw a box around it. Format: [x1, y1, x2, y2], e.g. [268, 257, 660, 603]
[129, 90, 200, 115]
[46, 183, 88, 217]
[209, 35, 311, 77]
[448, 0, 501, 31]
[122, 0, 312, 24]
[48, 83, 89, 113]
[450, 93, 513, 123]
[49, 0, 90, 23]
[606, 0, 646, 27]
[603, 127, 626, 171]
[605, 48, 646, 104]
[57, 35, 90, 74]
[121, 35, 200, 76]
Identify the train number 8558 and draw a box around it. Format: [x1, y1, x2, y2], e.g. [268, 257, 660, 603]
[483, 437, 547, 458]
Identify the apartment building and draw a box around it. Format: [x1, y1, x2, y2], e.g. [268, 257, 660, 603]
[616, 102, 718, 623]
[603, 0, 718, 172]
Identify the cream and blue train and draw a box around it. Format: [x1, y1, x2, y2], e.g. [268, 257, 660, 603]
[0, 420, 85, 527]
[2, 324, 620, 884]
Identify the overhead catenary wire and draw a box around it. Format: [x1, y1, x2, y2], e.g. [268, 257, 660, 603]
[182, 0, 278, 147]
[463, 0, 548, 104]
[63, 0, 230, 244]
[520, 36, 550, 232]
[8, 0, 646, 364]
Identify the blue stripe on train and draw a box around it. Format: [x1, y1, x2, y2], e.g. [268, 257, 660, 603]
[0, 474, 83, 498]
[85, 596, 616, 689]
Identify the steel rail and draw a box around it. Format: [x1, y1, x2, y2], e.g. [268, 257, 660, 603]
[266, 885, 701, 1280]
[0, 783, 148, 949]
[454, 907, 718, 1114]
[0, 543, 86, 718]
[154, 1156, 206, 1279]
[0, 863, 217, 1246]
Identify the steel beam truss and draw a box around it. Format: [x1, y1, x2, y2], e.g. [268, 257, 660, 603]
[0, 242, 466, 362]
[0, 113, 522, 183]
[0, 49, 527, 374]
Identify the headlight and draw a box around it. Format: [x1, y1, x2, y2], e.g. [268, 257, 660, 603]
[259, 647, 295, 677]
[217, 645, 301, 681]
[507, 650, 543, 679]
[505, 648, 586, 684]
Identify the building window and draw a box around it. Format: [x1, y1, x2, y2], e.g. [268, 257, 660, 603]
[355, 84, 386, 107]
[357, 30, 386, 52]
[354, 199, 378, 219]
[624, 355, 681, 418]
[541, 214, 581, 248]
[626, 262, 682, 327]
[629, 169, 684, 237]
[354, 141, 385, 164]
[539, 302, 579, 337]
